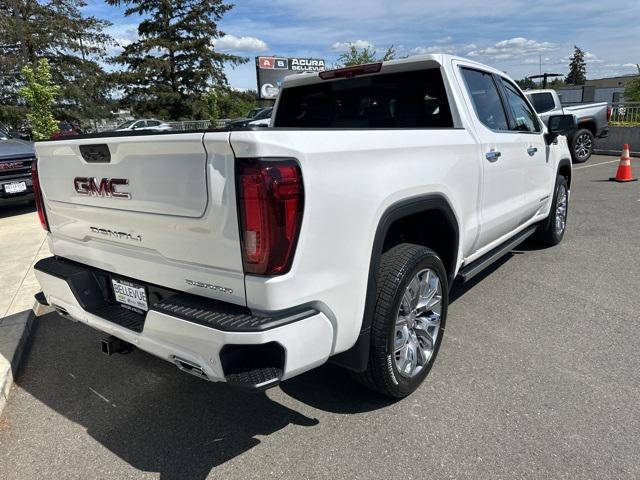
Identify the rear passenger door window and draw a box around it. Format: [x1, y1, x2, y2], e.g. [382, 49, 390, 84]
[460, 68, 509, 131]
[499, 79, 541, 133]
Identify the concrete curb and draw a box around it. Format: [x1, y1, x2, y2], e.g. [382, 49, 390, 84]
[0, 302, 50, 418]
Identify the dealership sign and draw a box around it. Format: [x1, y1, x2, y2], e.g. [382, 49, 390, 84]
[256, 56, 326, 99]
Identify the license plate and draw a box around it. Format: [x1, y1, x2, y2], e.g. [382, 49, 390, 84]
[111, 279, 148, 312]
[4, 181, 27, 194]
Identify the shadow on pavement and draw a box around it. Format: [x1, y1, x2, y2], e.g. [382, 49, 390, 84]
[13, 241, 538, 478]
[0, 201, 35, 219]
[17, 313, 320, 480]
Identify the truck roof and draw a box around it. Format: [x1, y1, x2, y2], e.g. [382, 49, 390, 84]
[281, 54, 508, 89]
[524, 89, 556, 95]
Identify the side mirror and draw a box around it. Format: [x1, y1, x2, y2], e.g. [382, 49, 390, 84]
[545, 114, 577, 144]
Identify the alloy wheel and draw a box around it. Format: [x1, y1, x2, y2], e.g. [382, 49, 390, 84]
[394, 268, 443, 378]
[555, 184, 568, 234]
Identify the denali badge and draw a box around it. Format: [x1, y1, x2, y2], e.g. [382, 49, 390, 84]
[74, 177, 130, 199]
[90, 226, 142, 242]
[185, 279, 233, 295]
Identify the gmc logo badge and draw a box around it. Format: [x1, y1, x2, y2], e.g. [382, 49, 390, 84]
[74, 177, 131, 199]
[0, 162, 24, 170]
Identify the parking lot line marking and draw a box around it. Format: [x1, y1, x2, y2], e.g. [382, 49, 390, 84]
[88, 387, 112, 404]
[574, 159, 621, 170]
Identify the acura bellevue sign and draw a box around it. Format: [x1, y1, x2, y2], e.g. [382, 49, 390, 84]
[256, 56, 326, 99]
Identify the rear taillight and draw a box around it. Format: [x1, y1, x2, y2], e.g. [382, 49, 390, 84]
[31, 159, 49, 231]
[236, 158, 304, 275]
[607, 106, 612, 122]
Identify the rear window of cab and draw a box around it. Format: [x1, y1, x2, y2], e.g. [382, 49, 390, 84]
[274, 68, 454, 129]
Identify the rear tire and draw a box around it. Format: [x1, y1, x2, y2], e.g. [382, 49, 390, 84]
[352, 244, 448, 398]
[534, 175, 569, 246]
[570, 128, 594, 163]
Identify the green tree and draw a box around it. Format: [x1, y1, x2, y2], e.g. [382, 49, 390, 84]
[624, 64, 640, 102]
[548, 78, 567, 89]
[565, 46, 586, 85]
[0, 0, 115, 126]
[19, 58, 59, 139]
[209, 89, 258, 120]
[203, 90, 220, 124]
[107, 0, 247, 120]
[336, 44, 396, 67]
[516, 77, 537, 90]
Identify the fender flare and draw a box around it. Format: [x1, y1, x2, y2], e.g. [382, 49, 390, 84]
[330, 194, 459, 372]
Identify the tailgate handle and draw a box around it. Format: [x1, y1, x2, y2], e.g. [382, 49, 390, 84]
[79, 144, 111, 163]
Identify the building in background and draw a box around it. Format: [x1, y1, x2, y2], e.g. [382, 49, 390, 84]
[556, 73, 639, 104]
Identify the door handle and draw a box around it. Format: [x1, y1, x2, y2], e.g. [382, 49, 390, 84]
[485, 150, 501, 162]
[527, 146, 538, 156]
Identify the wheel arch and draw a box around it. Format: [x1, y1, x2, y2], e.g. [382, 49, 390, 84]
[558, 157, 572, 188]
[577, 119, 597, 135]
[330, 194, 460, 372]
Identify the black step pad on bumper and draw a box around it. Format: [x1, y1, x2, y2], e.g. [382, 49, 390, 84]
[153, 294, 317, 332]
[225, 367, 283, 391]
[34, 256, 317, 333]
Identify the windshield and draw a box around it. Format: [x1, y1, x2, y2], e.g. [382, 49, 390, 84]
[116, 120, 135, 129]
[254, 107, 273, 120]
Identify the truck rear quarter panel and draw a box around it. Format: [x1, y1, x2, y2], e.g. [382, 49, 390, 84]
[228, 128, 480, 354]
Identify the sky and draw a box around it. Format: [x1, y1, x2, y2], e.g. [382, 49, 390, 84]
[85, 0, 640, 91]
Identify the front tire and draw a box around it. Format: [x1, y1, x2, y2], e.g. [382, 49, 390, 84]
[353, 244, 448, 398]
[571, 129, 594, 163]
[534, 175, 569, 246]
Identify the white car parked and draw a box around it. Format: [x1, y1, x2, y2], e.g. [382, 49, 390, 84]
[32, 54, 575, 398]
[114, 119, 173, 132]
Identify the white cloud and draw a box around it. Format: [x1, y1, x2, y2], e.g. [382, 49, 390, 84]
[411, 45, 457, 55]
[213, 35, 268, 52]
[468, 37, 558, 60]
[331, 40, 374, 51]
[435, 36, 453, 44]
[583, 51, 603, 64]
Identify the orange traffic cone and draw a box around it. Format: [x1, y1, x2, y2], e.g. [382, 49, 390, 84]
[610, 144, 638, 182]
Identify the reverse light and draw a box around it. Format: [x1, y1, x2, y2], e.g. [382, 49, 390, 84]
[319, 62, 382, 80]
[236, 158, 304, 275]
[31, 159, 50, 231]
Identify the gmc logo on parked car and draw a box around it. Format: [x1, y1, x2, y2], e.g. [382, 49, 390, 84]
[74, 177, 131, 199]
[0, 162, 24, 170]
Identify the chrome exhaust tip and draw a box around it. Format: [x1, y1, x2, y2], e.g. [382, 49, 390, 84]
[173, 356, 208, 380]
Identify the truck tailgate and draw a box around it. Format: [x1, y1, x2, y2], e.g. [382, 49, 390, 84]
[35, 132, 246, 305]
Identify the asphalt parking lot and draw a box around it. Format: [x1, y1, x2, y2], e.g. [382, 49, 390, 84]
[0, 155, 638, 479]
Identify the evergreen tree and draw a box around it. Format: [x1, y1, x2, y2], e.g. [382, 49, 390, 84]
[0, 0, 115, 126]
[565, 46, 586, 85]
[107, 0, 247, 120]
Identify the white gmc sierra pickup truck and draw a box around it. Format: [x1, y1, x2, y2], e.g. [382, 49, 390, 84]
[32, 55, 575, 398]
